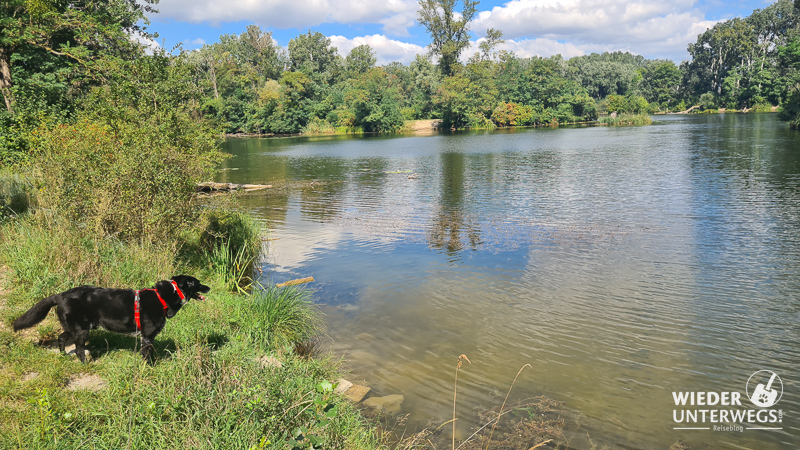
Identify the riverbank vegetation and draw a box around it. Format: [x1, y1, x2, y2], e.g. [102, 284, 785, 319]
[0, 0, 381, 447]
[133, 0, 800, 136]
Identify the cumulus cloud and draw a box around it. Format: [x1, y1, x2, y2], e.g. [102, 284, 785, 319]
[329, 34, 426, 65]
[472, 0, 718, 61]
[153, 0, 418, 36]
[131, 31, 161, 55]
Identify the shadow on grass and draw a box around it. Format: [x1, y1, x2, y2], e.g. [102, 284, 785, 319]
[72, 330, 231, 362]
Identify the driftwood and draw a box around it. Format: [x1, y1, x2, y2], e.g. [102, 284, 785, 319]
[197, 182, 272, 193]
[676, 105, 701, 114]
[276, 277, 315, 288]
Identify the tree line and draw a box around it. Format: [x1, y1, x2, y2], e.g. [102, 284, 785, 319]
[3, 0, 800, 165]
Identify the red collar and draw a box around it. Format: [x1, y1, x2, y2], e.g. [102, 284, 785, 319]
[170, 280, 185, 301]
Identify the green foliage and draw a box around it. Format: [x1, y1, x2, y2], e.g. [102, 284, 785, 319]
[417, 0, 479, 76]
[699, 92, 717, 110]
[303, 117, 337, 134]
[288, 31, 340, 84]
[240, 285, 324, 351]
[343, 68, 407, 132]
[200, 210, 263, 292]
[491, 102, 534, 127]
[779, 36, 800, 127]
[567, 52, 645, 99]
[605, 94, 651, 114]
[683, 0, 796, 108]
[0, 169, 34, 218]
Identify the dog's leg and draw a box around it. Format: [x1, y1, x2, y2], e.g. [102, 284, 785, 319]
[140, 337, 154, 363]
[57, 332, 70, 354]
[73, 330, 90, 363]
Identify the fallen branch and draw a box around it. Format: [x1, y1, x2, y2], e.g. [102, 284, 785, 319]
[276, 277, 315, 288]
[197, 182, 272, 193]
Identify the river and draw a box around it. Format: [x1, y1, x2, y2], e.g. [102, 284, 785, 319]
[219, 113, 800, 449]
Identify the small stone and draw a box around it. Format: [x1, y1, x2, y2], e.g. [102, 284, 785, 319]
[22, 372, 40, 382]
[342, 384, 371, 403]
[362, 394, 404, 414]
[670, 440, 690, 450]
[334, 378, 353, 395]
[258, 355, 283, 368]
[67, 373, 106, 391]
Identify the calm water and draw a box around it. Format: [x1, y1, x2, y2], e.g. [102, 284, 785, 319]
[219, 114, 800, 449]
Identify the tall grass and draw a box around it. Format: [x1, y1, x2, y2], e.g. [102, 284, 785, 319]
[239, 284, 324, 351]
[302, 117, 337, 135]
[199, 210, 263, 292]
[0, 216, 175, 304]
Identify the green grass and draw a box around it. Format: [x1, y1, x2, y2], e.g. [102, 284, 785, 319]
[597, 114, 652, 126]
[0, 202, 382, 449]
[0, 290, 381, 449]
[241, 285, 325, 351]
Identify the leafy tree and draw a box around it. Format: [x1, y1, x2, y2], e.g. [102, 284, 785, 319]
[343, 68, 405, 132]
[345, 45, 377, 78]
[0, 0, 155, 161]
[417, 0, 479, 76]
[478, 28, 504, 60]
[637, 60, 681, 109]
[567, 52, 645, 99]
[288, 31, 340, 84]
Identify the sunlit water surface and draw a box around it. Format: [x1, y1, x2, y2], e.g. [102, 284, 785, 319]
[219, 114, 800, 449]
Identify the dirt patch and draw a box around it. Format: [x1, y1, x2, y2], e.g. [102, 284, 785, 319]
[66, 373, 107, 391]
[407, 119, 442, 134]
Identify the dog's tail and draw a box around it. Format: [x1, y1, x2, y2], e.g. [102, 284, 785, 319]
[12, 295, 60, 331]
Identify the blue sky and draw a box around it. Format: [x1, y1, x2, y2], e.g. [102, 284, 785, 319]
[143, 0, 778, 64]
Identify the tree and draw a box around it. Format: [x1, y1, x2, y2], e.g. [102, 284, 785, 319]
[478, 28, 504, 60]
[0, 0, 155, 162]
[344, 68, 405, 132]
[288, 31, 339, 83]
[417, 0, 479, 76]
[345, 45, 377, 78]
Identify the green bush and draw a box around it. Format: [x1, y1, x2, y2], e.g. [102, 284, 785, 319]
[491, 102, 534, 127]
[28, 119, 219, 243]
[302, 117, 336, 135]
[0, 169, 34, 219]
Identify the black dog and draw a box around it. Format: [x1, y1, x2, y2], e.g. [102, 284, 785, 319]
[12, 275, 210, 362]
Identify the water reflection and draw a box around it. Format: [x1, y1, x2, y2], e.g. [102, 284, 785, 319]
[220, 115, 800, 449]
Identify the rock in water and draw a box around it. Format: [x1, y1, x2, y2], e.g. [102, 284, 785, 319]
[362, 394, 404, 414]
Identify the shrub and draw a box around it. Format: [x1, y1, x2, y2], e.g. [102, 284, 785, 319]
[0, 169, 34, 219]
[302, 117, 336, 135]
[491, 102, 534, 127]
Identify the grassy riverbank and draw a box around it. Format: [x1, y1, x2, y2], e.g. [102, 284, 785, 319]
[0, 152, 383, 449]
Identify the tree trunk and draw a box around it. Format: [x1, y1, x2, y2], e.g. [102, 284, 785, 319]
[0, 47, 14, 113]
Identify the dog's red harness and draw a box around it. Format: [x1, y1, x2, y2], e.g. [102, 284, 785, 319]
[134, 281, 186, 331]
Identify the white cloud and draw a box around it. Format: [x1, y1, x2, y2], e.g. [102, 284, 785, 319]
[131, 31, 161, 55]
[472, 0, 718, 61]
[182, 38, 207, 49]
[329, 34, 426, 65]
[153, 0, 418, 36]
